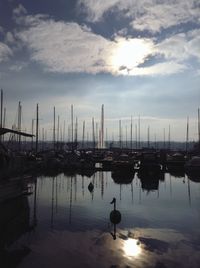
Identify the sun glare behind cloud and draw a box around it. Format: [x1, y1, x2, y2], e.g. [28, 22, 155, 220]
[110, 38, 154, 75]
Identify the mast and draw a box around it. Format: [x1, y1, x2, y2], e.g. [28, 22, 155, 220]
[163, 128, 166, 149]
[135, 124, 138, 149]
[138, 115, 140, 149]
[75, 117, 78, 148]
[18, 101, 22, 151]
[31, 119, 34, 150]
[0, 89, 3, 143]
[63, 120, 66, 143]
[53, 106, 56, 150]
[185, 117, 189, 153]
[42, 127, 45, 151]
[147, 125, 150, 148]
[35, 103, 39, 153]
[0, 89, 3, 128]
[130, 116, 133, 150]
[82, 120, 85, 149]
[168, 125, 171, 150]
[154, 133, 157, 149]
[2, 107, 6, 142]
[101, 104, 104, 148]
[125, 125, 128, 148]
[198, 108, 200, 151]
[71, 105, 74, 150]
[57, 115, 60, 149]
[92, 117, 95, 150]
[119, 119, 122, 149]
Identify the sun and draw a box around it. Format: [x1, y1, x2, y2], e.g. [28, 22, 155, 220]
[110, 38, 153, 74]
[123, 238, 141, 257]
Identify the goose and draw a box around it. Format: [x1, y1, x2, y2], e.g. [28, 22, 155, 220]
[110, 197, 121, 224]
[110, 198, 121, 240]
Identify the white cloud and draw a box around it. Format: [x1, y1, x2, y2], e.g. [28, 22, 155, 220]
[13, 4, 27, 16]
[16, 19, 114, 74]
[156, 29, 200, 62]
[16, 16, 160, 76]
[78, 0, 200, 33]
[0, 42, 12, 62]
[13, 9, 198, 76]
[5, 32, 15, 44]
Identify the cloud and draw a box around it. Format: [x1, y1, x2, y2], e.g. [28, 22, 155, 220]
[9, 61, 27, 72]
[13, 3, 27, 16]
[78, 0, 200, 33]
[128, 62, 187, 76]
[0, 42, 12, 62]
[131, 1, 200, 33]
[16, 19, 114, 74]
[5, 32, 15, 44]
[12, 4, 197, 76]
[156, 29, 200, 62]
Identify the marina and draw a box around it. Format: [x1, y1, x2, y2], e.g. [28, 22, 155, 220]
[0, 1, 200, 267]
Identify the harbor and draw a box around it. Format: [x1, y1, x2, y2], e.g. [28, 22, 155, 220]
[1, 1, 200, 267]
[0, 95, 200, 267]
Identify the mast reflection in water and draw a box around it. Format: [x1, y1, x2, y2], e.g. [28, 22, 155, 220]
[1, 171, 200, 268]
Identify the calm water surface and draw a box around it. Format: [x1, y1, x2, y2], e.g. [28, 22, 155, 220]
[2, 171, 200, 268]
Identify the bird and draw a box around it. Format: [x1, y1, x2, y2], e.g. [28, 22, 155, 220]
[88, 182, 94, 192]
[110, 198, 121, 240]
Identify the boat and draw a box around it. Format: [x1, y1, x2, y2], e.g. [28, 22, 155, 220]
[112, 153, 134, 172]
[166, 153, 186, 172]
[185, 156, 200, 181]
[138, 152, 161, 175]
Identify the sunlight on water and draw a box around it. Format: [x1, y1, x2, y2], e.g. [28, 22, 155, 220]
[123, 238, 141, 258]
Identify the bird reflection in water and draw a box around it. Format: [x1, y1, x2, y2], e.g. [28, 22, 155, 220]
[109, 198, 121, 240]
[88, 182, 94, 192]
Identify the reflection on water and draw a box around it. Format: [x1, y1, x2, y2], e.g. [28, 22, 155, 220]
[0, 171, 200, 268]
[123, 238, 141, 257]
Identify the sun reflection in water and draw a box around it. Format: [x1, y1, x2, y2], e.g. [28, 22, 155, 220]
[123, 239, 141, 258]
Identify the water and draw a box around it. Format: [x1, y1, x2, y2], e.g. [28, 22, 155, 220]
[1, 171, 200, 268]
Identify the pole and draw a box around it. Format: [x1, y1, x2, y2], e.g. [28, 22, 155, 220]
[36, 103, 39, 153]
[53, 107, 56, 150]
[71, 104, 74, 150]
[130, 116, 133, 150]
[92, 117, 95, 150]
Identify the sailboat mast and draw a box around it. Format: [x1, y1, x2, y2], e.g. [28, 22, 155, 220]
[130, 116, 133, 150]
[36, 103, 39, 153]
[82, 120, 85, 149]
[53, 106, 56, 150]
[198, 108, 200, 151]
[186, 117, 189, 152]
[92, 117, 95, 150]
[0, 89, 3, 128]
[138, 115, 140, 149]
[119, 119, 122, 149]
[101, 104, 104, 148]
[168, 125, 171, 150]
[71, 104, 74, 150]
[18, 101, 22, 151]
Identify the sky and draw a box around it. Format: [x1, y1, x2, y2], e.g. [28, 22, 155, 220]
[0, 0, 200, 142]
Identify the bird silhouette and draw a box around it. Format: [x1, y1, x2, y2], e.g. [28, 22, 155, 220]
[110, 197, 121, 240]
